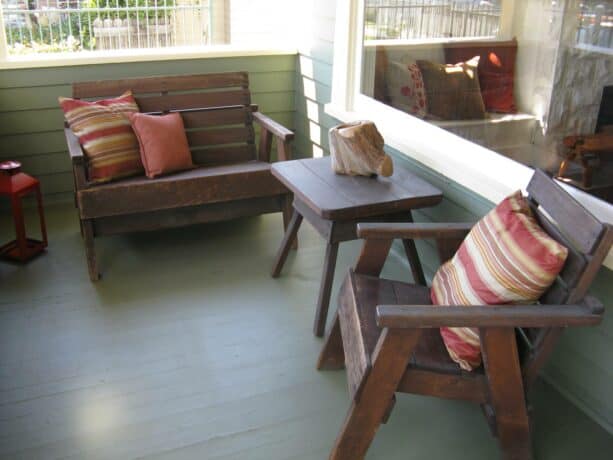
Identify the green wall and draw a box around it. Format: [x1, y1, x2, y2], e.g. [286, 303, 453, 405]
[0, 54, 296, 204]
[293, 0, 613, 433]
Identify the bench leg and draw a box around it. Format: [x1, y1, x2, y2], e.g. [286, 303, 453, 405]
[317, 310, 344, 370]
[82, 219, 100, 282]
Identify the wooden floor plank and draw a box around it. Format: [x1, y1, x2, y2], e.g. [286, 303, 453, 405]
[0, 203, 611, 459]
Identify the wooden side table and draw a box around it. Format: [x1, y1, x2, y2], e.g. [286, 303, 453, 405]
[270, 157, 443, 336]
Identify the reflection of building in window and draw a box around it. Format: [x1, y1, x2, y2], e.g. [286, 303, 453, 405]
[577, 0, 613, 50]
[364, 0, 502, 40]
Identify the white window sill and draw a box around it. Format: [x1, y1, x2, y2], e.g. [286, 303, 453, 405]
[0, 45, 298, 70]
[326, 102, 613, 270]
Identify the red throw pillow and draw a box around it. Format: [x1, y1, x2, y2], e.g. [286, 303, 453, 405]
[444, 39, 518, 113]
[430, 191, 568, 371]
[129, 112, 194, 179]
[59, 91, 144, 183]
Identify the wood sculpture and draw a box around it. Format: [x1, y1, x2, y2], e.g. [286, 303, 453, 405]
[329, 121, 393, 177]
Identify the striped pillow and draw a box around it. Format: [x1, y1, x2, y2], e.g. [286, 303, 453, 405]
[430, 191, 568, 371]
[59, 91, 143, 183]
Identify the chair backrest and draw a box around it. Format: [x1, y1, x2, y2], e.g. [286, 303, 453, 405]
[71, 72, 257, 166]
[519, 170, 612, 381]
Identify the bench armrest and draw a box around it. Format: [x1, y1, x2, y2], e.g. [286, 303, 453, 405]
[376, 296, 604, 329]
[64, 126, 85, 166]
[357, 222, 473, 240]
[253, 112, 295, 142]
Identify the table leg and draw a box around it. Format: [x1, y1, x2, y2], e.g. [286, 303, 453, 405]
[271, 209, 303, 278]
[402, 211, 427, 286]
[314, 241, 339, 337]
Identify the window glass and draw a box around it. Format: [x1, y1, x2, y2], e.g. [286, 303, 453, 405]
[1, 0, 296, 56]
[360, 0, 613, 203]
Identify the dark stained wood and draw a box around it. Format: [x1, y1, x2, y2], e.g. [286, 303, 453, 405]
[527, 169, 604, 254]
[329, 327, 422, 460]
[93, 196, 283, 236]
[397, 368, 488, 403]
[375, 301, 604, 329]
[72, 72, 249, 98]
[480, 328, 532, 459]
[78, 162, 286, 219]
[319, 170, 611, 460]
[271, 157, 442, 220]
[271, 157, 443, 335]
[353, 239, 393, 276]
[65, 72, 294, 280]
[191, 145, 257, 166]
[270, 210, 303, 278]
[185, 125, 255, 146]
[314, 241, 340, 337]
[254, 111, 295, 142]
[136, 90, 251, 112]
[317, 310, 346, 370]
[258, 125, 273, 163]
[357, 222, 473, 240]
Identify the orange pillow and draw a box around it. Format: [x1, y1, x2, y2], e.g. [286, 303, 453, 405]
[129, 112, 194, 178]
[430, 191, 568, 371]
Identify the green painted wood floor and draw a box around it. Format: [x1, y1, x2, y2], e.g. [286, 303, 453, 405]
[1, 203, 612, 459]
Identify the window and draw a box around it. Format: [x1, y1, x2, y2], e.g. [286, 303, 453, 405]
[326, 0, 612, 266]
[0, 0, 299, 60]
[577, 0, 613, 51]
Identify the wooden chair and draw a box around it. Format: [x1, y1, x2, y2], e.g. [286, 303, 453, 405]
[318, 170, 612, 460]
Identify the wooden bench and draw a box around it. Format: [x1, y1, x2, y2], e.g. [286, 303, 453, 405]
[64, 72, 294, 281]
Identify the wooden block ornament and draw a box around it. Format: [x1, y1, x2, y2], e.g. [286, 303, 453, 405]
[329, 121, 393, 177]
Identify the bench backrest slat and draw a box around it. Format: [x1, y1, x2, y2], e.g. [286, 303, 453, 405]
[72, 72, 256, 165]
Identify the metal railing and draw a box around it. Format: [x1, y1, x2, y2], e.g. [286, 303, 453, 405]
[2, 0, 211, 55]
[364, 0, 502, 40]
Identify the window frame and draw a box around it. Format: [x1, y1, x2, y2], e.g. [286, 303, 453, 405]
[325, 0, 613, 269]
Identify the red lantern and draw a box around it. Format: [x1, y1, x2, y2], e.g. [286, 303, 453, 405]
[0, 161, 48, 262]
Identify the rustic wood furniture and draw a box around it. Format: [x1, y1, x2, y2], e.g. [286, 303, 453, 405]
[0, 160, 48, 262]
[318, 169, 612, 460]
[558, 133, 613, 188]
[270, 157, 443, 337]
[64, 72, 294, 281]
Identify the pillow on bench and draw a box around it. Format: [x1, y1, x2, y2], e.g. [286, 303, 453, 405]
[417, 57, 486, 120]
[430, 190, 568, 371]
[444, 39, 518, 114]
[59, 91, 144, 184]
[129, 112, 194, 179]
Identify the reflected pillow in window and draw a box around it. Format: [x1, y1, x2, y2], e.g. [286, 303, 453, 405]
[59, 91, 144, 183]
[417, 57, 486, 120]
[430, 191, 568, 371]
[129, 112, 194, 179]
[444, 39, 518, 114]
[386, 61, 428, 118]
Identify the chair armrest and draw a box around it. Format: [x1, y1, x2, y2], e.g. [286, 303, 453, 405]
[376, 296, 604, 329]
[64, 127, 85, 166]
[253, 112, 295, 142]
[357, 222, 473, 240]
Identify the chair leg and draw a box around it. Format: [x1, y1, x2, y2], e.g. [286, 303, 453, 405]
[329, 328, 421, 460]
[481, 328, 532, 460]
[82, 219, 100, 282]
[317, 310, 344, 370]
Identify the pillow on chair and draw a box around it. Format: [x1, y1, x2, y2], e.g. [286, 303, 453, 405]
[430, 191, 568, 371]
[59, 91, 143, 183]
[129, 112, 194, 179]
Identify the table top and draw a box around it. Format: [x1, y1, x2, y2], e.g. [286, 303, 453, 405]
[271, 157, 443, 220]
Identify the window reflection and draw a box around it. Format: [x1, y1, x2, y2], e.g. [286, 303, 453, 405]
[361, 0, 613, 203]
